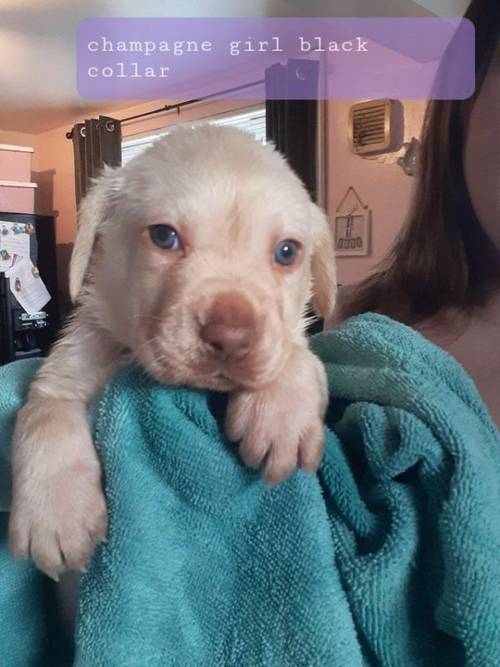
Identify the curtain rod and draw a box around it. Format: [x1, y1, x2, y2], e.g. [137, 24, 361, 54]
[65, 78, 265, 139]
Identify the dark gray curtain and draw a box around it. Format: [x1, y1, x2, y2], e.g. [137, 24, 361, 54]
[265, 59, 323, 333]
[265, 59, 319, 200]
[71, 116, 122, 206]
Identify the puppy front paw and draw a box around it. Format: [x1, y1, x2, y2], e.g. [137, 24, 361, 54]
[8, 400, 108, 580]
[226, 347, 328, 485]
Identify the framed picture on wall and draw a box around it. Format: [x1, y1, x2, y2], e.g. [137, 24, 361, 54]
[334, 210, 371, 256]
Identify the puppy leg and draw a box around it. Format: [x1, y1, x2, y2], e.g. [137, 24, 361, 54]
[226, 343, 328, 485]
[8, 312, 121, 580]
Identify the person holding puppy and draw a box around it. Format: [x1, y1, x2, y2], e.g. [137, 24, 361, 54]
[327, 0, 500, 428]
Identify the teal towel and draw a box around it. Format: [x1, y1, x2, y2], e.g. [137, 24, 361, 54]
[0, 358, 74, 667]
[1, 313, 499, 666]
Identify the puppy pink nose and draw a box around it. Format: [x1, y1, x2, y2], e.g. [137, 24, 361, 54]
[201, 322, 252, 356]
[200, 292, 255, 358]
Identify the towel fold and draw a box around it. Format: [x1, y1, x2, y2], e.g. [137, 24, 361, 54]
[1, 313, 499, 667]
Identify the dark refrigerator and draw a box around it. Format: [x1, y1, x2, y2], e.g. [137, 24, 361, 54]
[0, 213, 60, 365]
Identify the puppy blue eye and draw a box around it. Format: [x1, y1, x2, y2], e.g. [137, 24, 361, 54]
[274, 239, 299, 266]
[149, 225, 182, 250]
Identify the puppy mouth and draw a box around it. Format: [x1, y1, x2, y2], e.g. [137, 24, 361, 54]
[194, 360, 248, 390]
[175, 355, 276, 392]
[206, 370, 238, 391]
[207, 356, 283, 392]
[136, 327, 282, 391]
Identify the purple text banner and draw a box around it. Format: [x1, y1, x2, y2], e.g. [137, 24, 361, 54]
[77, 18, 475, 101]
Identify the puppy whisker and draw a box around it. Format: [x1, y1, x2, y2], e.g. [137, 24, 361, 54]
[133, 335, 164, 355]
[129, 313, 165, 323]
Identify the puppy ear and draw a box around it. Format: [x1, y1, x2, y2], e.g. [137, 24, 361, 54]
[69, 166, 123, 303]
[310, 203, 337, 318]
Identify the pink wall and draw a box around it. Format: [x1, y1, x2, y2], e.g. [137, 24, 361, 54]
[326, 99, 427, 286]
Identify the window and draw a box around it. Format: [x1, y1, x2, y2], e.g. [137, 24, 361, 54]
[121, 106, 266, 165]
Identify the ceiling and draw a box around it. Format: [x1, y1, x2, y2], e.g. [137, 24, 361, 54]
[0, 0, 471, 135]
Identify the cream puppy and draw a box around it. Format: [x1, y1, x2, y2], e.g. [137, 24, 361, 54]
[8, 125, 336, 580]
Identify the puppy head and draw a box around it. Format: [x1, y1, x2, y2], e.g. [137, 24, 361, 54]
[71, 125, 336, 390]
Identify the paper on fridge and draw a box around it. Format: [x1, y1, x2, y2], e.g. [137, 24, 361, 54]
[4, 257, 51, 315]
[0, 252, 14, 273]
[0, 221, 31, 260]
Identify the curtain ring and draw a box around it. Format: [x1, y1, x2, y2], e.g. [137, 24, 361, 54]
[79, 126, 86, 138]
[295, 64, 307, 81]
[105, 120, 116, 133]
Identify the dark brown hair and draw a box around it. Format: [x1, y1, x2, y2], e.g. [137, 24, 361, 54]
[343, 0, 500, 324]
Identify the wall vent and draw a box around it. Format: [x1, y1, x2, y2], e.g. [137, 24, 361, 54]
[349, 99, 403, 156]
